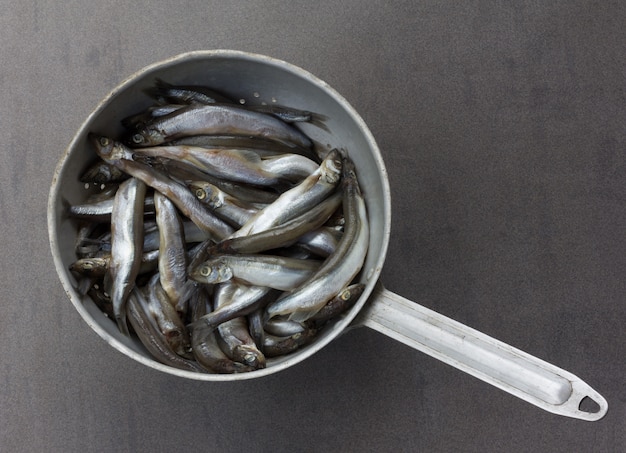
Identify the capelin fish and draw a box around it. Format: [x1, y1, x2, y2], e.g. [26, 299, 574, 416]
[133, 145, 292, 189]
[124, 103, 312, 149]
[244, 104, 314, 123]
[197, 283, 265, 369]
[247, 308, 266, 353]
[212, 283, 267, 369]
[309, 283, 365, 326]
[68, 194, 155, 222]
[80, 161, 129, 184]
[232, 148, 343, 238]
[70, 250, 158, 278]
[106, 176, 147, 335]
[188, 181, 258, 228]
[262, 329, 317, 358]
[190, 254, 321, 291]
[146, 273, 192, 358]
[143, 78, 321, 127]
[144, 78, 235, 105]
[265, 155, 369, 322]
[154, 191, 188, 310]
[188, 286, 255, 373]
[90, 135, 234, 241]
[126, 288, 206, 372]
[213, 192, 342, 255]
[217, 316, 266, 370]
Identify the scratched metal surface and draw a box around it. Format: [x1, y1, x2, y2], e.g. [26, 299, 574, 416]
[1, 2, 624, 452]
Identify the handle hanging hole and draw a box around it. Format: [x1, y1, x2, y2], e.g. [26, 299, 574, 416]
[578, 396, 601, 414]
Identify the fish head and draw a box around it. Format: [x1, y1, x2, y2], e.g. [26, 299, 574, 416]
[234, 345, 266, 369]
[320, 148, 343, 185]
[341, 155, 361, 195]
[69, 257, 109, 277]
[124, 127, 161, 147]
[89, 134, 133, 163]
[190, 260, 233, 284]
[188, 181, 223, 209]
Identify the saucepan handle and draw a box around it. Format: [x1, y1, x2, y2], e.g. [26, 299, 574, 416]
[352, 284, 608, 421]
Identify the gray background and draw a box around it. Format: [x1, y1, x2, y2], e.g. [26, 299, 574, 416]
[2, 1, 624, 452]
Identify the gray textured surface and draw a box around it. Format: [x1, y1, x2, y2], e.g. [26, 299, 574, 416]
[2, 1, 625, 452]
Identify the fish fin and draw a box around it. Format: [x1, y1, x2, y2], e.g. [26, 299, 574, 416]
[287, 308, 322, 323]
[309, 113, 330, 133]
[116, 312, 130, 336]
[142, 78, 174, 104]
[59, 197, 72, 221]
[229, 148, 263, 164]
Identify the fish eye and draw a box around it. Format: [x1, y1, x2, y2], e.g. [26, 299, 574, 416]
[200, 265, 212, 277]
[340, 289, 351, 301]
[99, 137, 110, 147]
[195, 188, 206, 200]
[132, 133, 144, 144]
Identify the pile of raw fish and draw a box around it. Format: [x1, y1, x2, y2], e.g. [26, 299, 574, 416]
[68, 79, 369, 373]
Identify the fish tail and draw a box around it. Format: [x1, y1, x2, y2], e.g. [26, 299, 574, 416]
[116, 312, 130, 336]
[143, 78, 174, 104]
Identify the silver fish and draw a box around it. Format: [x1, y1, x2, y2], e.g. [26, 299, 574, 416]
[125, 104, 312, 149]
[232, 149, 342, 238]
[68, 195, 155, 222]
[213, 283, 266, 369]
[106, 177, 147, 334]
[154, 191, 188, 310]
[146, 273, 191, 358]
[262, 329, 317, 358]
[247, 308, 266, 353]
[143, 78, 324, 127]
[126, 288, 205, 372]
[133, 145, 292, 188]
[70, 250, 158, 278]
[143, 78, 235, 105]
[309, 283, 365, 326]
[80, 161, 128, 184]
[213, 192, 342, 255]
[265, 156, 369, 322]
[217, 317, 266, 370]
[190, 255, 321, 291]
[189, 285, 255, 373]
